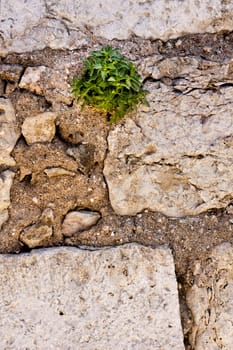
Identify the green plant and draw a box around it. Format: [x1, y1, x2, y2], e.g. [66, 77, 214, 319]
[72, 46, 148, 123]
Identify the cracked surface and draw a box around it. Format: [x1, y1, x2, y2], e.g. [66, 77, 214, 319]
[104, 78, 233, 217]
[1, 0, 233, 55]
[187, 243, 233, 349]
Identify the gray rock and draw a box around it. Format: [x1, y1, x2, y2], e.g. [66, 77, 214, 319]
[187, 243, 233, 350]
[0, 98, 19, 166]
[0, 170, 15, 229]
[1, 0, 233, 54]
[62, 210, 101, 237]
[21, 112, 57, 145]
[0, 244, 184, 349]
[104, 57, 233, 217]
[19, 66, 73, 104]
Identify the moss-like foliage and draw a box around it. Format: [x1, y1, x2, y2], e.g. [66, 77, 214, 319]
[72, 46, 148, 123]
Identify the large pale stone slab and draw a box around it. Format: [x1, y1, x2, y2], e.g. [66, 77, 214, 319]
[0, 0, 233, 54]
[187, 243, 233, 350]
[0, 244, 184, 350]
[104, 57, 233, 217]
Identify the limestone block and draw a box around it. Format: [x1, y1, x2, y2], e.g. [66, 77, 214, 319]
[0, 98, 19, 166]
[1, 0, 233, 54]
[104, 57, 233, 217]
[0, 244, 184, 350]
[187, 243, 233, 350]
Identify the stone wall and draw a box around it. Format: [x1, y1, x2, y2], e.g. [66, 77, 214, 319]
[1, 1, 233, 349]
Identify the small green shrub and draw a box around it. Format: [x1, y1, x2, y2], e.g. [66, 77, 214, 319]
[72, 46, 148, 123]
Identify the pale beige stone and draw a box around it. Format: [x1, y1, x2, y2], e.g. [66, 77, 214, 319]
[187, 243, 233, 350]
[0, 170, 15, 229]
[44, 167, 76, 177]
[0, 244, 184, 349]
[21, 112, 56, 145]
[104, 57, 233, 217]
[19, 66, 73, 104]
[62, 210, 101, 237]
[1, 0, 233, 54]
[20, 224, 53, 248]
[0, 98, 19, 166]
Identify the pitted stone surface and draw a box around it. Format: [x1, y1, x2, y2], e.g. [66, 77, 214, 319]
[104, 57, 233, 217]
[187, 243, 233, 350]
[1, 0, 233, 54]
[0, 244, 184, 350]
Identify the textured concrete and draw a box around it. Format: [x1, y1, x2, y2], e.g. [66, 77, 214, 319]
[187, 243, 233, 350]
[1, 0, 233, 55]
[0, 244, 184, 350]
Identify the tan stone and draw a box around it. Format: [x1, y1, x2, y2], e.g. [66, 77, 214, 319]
[19, 66, 73, 104]
[0, 170, 15, 229]
[62, 210, 101, 237]
[0, 98, 19, 166]
[44, 167, 76, 178]
[21, 112, 56, 145]
[20, 224, 53, 248]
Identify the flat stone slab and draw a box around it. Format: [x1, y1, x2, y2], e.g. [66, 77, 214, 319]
[187, 243, 233, 350]
[104, 57, 233, 217]
[0, 0, 233, 55]
[0, 244, 184, 349]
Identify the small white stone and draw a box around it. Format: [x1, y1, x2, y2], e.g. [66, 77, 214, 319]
[62, 210, 101, 237]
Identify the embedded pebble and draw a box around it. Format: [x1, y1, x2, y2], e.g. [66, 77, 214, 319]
[0, 170, 15, 229]
[0, 98, 19, 166]
[44, 167, 76, 178]
[21, 112, 57, 145]
[20, 224, 53, 248]
[62, 210, 101, 237]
